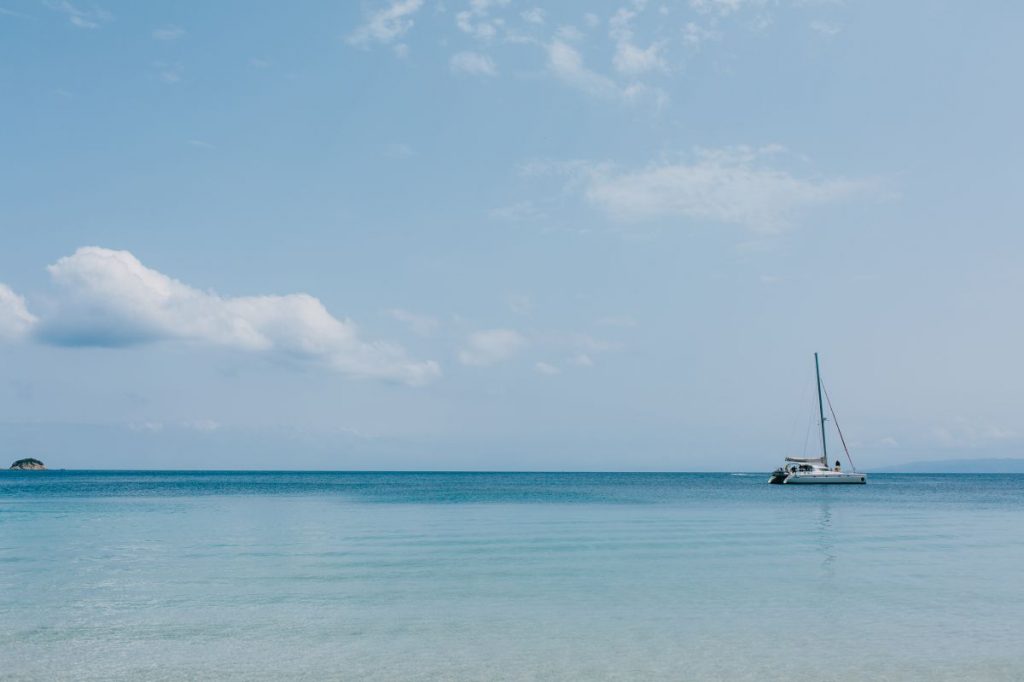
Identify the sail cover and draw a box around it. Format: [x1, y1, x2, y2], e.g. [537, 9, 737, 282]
[785, 456, 826, 463]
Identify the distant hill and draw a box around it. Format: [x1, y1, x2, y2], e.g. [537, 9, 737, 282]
[871, 458, 1024, 473]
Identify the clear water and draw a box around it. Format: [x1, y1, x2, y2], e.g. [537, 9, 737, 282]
[2, 471, 1022, 681]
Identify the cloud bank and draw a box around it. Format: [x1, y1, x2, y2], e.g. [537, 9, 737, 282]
[36, 247, 440, 385]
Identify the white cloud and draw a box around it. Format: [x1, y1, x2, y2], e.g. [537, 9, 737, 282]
[609, 6, 665, 76]
[458, 328, 526, 366]
[521, 8, 545, 25]
[535, 361, 560, 375]
[488, 200, 545, 222]
[38, 247, 440, 385]
[455, 0, 509, 42]
[183, 419, 220, 432]
[689, 0, 748, 17]
[0, 284, 37, 341]
[809, 20, 840, 37]
[569, 353, 594, 367]
[46, 1, 111, 29]
[387, 308, 439, 336]
[546, 40, 665, 107]
[450, 51, 498, 77]
[579, 146, 875, 233]
[547, 40, 620, 99]
[347, 0, 424, 48]
[152, 25, 184, 41]
[933, 419, 1018, 448]
[682, 22, 720, 48]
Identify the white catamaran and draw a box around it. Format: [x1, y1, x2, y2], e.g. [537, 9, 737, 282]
[769, 354, 866, 485]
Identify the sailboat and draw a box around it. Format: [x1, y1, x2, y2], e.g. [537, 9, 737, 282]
[769, 353, 866, 484]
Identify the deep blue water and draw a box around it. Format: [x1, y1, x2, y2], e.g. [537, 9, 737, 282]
[2, 471, 1023, 680]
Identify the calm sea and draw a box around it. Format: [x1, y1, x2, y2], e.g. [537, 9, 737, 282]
[2, 471, 1022, 681]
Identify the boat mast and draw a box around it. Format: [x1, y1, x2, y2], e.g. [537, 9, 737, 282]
[815, 352, 828, 466]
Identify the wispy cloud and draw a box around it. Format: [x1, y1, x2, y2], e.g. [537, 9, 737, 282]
[155, 61, 183, 84]
[37, 247, 440, 385]
[458, 328, 527, 366]
[809, 20, 840, 37]
[152, 24, 184, 41]
[933, 419, 1018, 448]
[575, 146, 876, 233]
[535, 361, 560, 375]
[347, 0, 423, 48]
[546, 40, 664, 107]
[45, 1, 111, 29]
[0, 284, 37, 341]
[609, 5, 665, 76]
[546, 40, 619, 99]
[521, 7, 545, 25]
[689, 0, 762, 17]
[450, 51, 498, 77]
[455, 0, 510, 42]
[387, 308, 439, 336]
[0, 6, 33, 19]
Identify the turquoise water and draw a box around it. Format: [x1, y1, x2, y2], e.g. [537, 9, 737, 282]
[2, 472, 1023, 681]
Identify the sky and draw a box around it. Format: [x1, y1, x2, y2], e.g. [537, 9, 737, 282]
[1, 0, 1022, 470]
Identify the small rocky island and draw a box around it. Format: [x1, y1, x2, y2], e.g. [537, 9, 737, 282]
[9, 458, 46, 470]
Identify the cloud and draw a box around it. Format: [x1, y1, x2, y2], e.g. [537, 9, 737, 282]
[45, 1, 111, 29]
[387, 308, 439, 336]
[0, 284, 37, 341]
[809, 20, 840, 37]
[37, 247, 440, 385]
[546, 40, 620, 99]
[458, 328, 526, 366]
[455, 0, 509, 42]
[546, 40, 664, 106]
[578, 146, 875, 233]
[152, 25, 184, 41]
[609, 6, 665, 76]
[347, 0, 423, 48]
[450, 51, 498, 77]
[569, 353, 593, 367]
[521, 8, 545, 25]
[535, 361, 560, 375]
[155, 61, 183, 84]
[689, 0, 752, 17]
[933, 419, 1018, 448]
[682, 22, 720, 48]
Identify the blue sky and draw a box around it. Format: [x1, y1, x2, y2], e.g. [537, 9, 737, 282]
[1, 0, 1022, 470]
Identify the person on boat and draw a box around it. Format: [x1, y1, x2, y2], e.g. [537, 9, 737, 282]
[834, 460, 841, 472]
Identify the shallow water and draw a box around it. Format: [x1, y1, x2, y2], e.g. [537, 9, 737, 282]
[2, 471, 1022, 680]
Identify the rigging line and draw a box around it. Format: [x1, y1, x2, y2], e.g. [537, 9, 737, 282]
[801, 408, 814, 458]
[822, 381, 856, 472]
[793, 374, 815, 456]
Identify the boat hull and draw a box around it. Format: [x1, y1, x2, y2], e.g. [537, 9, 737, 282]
[776, 471, 866, 484]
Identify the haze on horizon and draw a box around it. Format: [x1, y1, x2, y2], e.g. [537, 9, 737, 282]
[1, 1, 1022, 471]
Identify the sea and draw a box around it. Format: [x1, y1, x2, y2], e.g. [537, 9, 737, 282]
[2, 471, 1023, 681]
